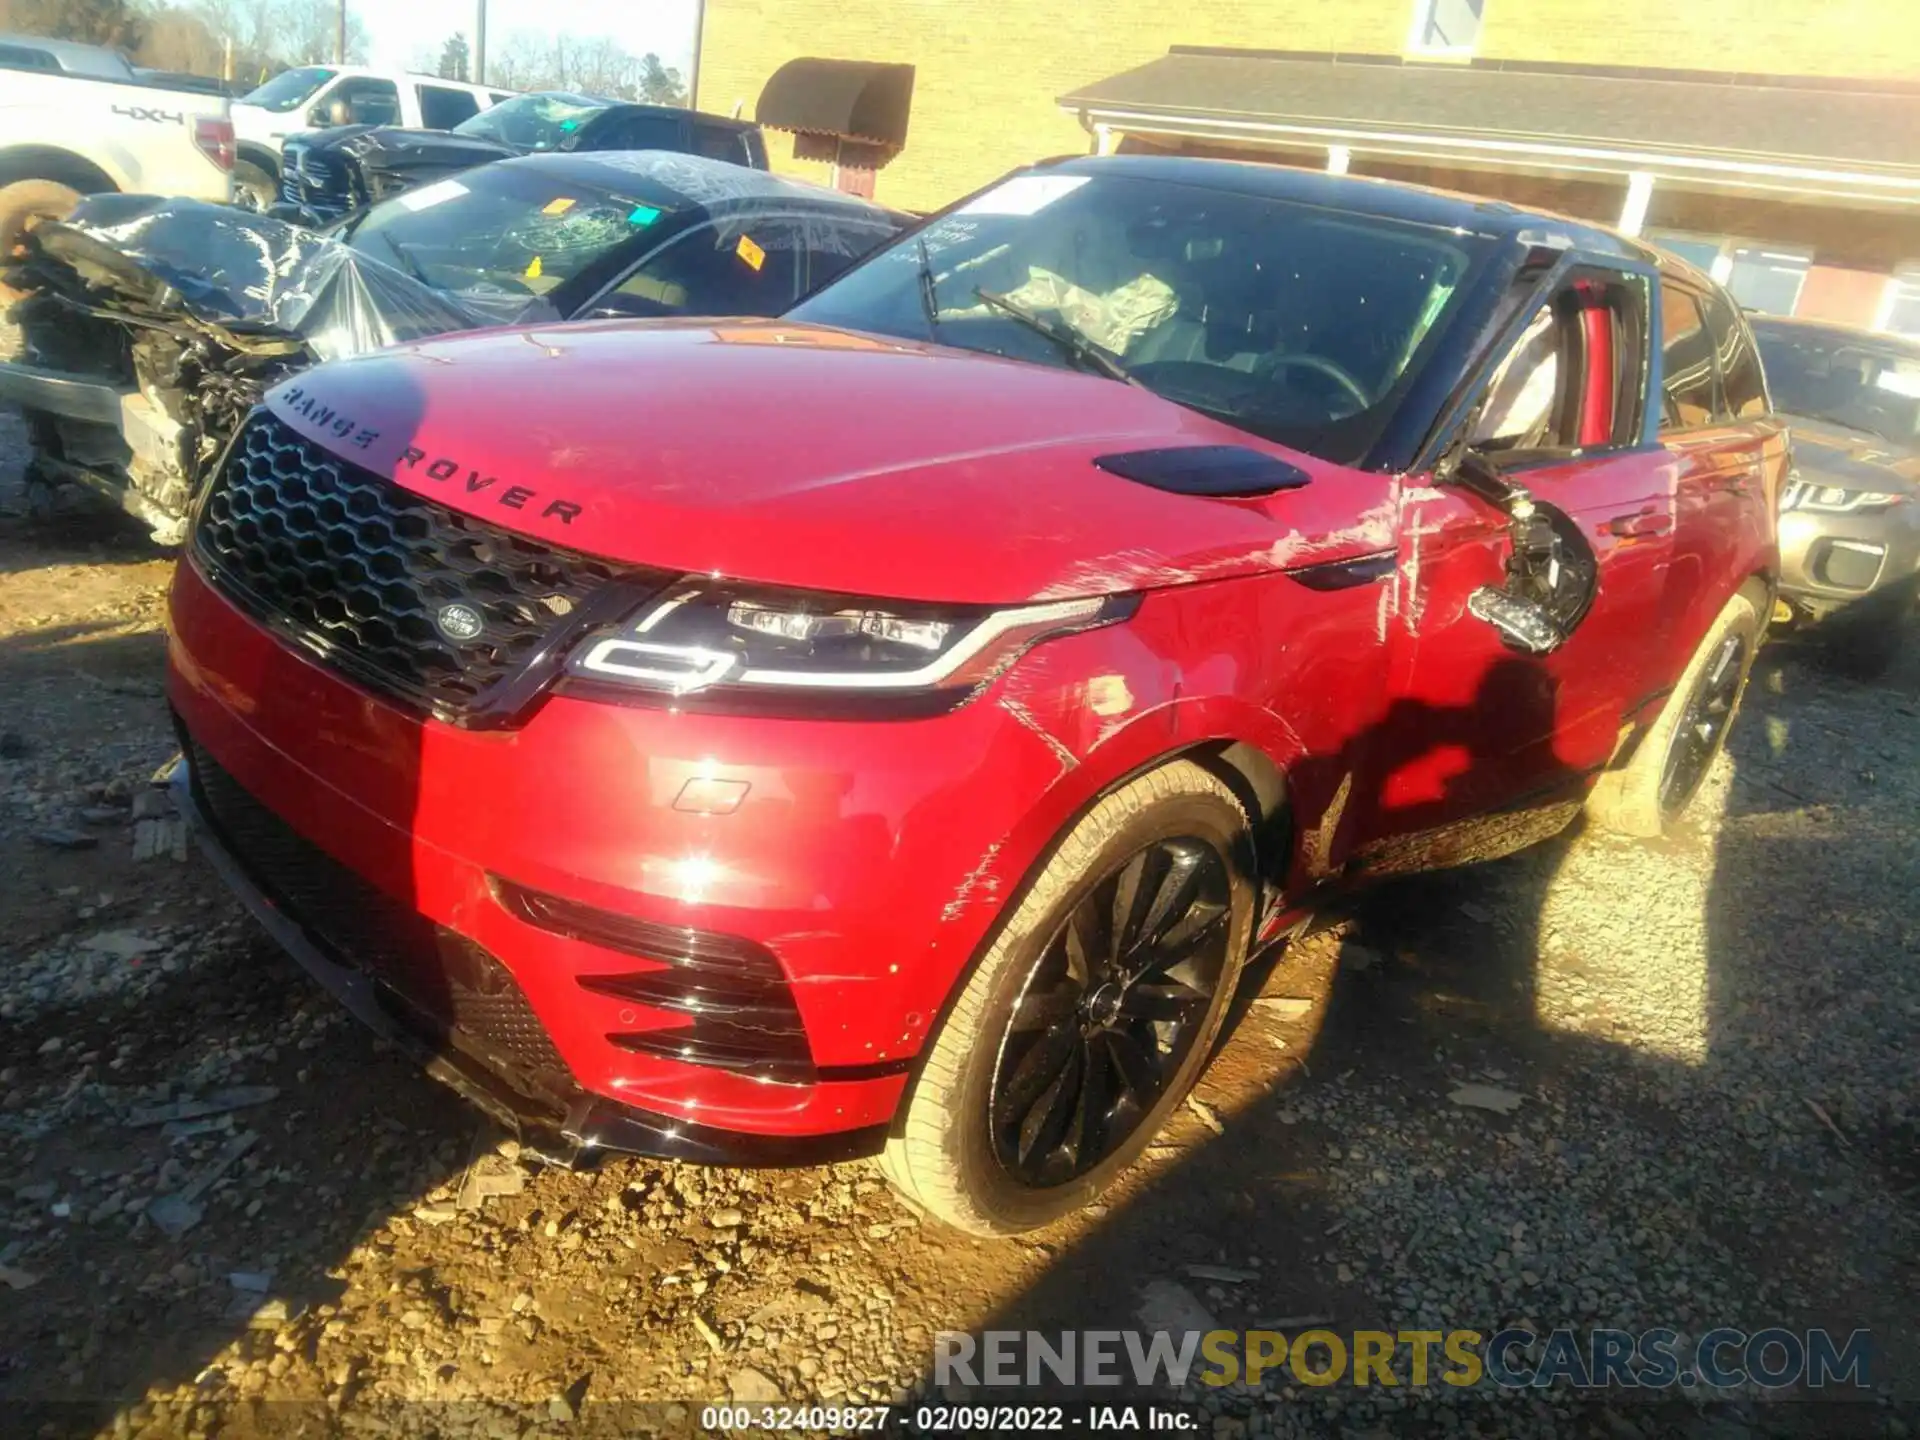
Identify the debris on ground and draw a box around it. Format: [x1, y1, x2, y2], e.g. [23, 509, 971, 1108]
[1447, 1082, 1525, 1114]
[146, 1132, 257, 1236]
[125, 1085, 278, 1127]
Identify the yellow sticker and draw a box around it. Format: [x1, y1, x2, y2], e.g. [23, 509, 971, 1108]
[524, 255, 543, 279]
[736, 234, 766, 271]
[541, 196, 576, 215]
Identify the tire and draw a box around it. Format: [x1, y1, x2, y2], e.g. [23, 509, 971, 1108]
[880, 759, 1256, 1236]
[231, 160, 277, 213]
[1587, 579, 1766, 838]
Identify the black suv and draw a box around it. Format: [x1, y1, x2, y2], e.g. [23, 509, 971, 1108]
[278, 90, 769, 223]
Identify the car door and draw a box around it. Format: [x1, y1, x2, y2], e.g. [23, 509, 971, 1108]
[1360, 265, 1675, 860]
[1654, 283, 1777, 663]
[416, 83, 481, 131]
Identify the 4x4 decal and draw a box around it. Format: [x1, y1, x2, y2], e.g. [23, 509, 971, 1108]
[112, 104, 185, 125]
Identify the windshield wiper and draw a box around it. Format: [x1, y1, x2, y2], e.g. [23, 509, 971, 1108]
[915, 235, 941, 335]
[973, 286, 1142, 388]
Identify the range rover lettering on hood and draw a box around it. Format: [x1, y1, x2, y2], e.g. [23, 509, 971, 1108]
[273, 384, 585, 524]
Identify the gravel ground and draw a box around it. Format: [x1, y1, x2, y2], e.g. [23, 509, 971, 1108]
[0, 415, 1915, 1439]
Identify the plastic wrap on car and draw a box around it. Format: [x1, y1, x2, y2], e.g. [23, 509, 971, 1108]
[34, 194, 490, 363]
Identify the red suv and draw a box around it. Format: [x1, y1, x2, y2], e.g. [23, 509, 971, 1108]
[167, 158, 1784, 1234]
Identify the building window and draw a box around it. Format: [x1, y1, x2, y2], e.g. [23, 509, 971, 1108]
[1879, 269, 1920, 337]
[1408, 0, 1485, 56]
[1726, 245, 1811, 316]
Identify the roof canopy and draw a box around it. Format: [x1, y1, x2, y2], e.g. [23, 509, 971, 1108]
[1061, 50, 1920, 202]
[758, 58, 915, 150]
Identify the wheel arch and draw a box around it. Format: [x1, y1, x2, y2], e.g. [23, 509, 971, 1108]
[234, 141, 280, 182]
[0, 146, 120, 194]
[889, 715, 1301, 1118]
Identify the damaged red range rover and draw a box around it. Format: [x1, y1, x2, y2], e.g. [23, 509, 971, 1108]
[167, 157, 1784, 1235]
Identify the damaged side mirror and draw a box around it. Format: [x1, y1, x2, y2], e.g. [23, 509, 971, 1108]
[1446, 448, 1598, 657]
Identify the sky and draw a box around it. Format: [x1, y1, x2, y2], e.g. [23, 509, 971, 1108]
[354, 0, 700, 76]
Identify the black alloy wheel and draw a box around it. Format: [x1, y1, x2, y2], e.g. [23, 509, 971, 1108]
[1659, 630, 1748, 816]
[987, 836, 1232, 1188]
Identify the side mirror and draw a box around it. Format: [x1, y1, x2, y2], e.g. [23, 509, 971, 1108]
[1442, 441, 1600, 657]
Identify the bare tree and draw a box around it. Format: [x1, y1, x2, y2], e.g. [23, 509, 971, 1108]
[0, 0, 144, 48]
[271, 0, 367, 65]
[482, 28, 681, 103]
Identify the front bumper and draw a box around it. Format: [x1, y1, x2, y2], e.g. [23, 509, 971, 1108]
[169, 750, 882, 1167]
[1777, 504, 1920, 623]
[167, 557, 1090, 1146]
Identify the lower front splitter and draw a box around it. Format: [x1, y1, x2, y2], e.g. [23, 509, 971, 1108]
[165, 750, 889, 1170]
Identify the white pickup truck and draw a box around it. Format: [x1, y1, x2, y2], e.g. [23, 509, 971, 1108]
[228, 66, 509, 209]
[0, 46, 233, 261]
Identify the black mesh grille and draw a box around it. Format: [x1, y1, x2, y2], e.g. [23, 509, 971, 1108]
[187, 739, 572, 1086]
[278, 140, 353, 218]
[194, 412, 638, 721]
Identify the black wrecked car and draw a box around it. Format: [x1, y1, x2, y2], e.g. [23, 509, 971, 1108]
[0, 151, 900, 541]
[277, 90, 770, 223]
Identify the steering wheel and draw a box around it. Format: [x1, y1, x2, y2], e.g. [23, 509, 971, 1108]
[1260, 353, 1370, 409]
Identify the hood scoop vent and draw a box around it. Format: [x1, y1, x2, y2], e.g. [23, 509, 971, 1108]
[1093, 445, 1312, 498]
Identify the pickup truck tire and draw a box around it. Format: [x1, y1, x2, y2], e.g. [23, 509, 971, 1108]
[879, 760, 1255, 1236]
[1587, 579, 1766, 837]
[231, 161, 276, 213]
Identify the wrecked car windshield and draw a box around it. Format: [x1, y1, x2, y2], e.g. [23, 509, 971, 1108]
[454, 92, 612, 152]
[242, 66, 335, 112]
[345, 162, 666, 301]
[789, 172, 1489, 463]
[1752, 321, 1920, 447]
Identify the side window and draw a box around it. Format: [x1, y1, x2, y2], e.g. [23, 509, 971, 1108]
[598, 114, 687, 151]
[1658, 283, 1718, 430]
[418, 85, 480, 129]
[0, 44, 60, 72]
[606, 218, 806, 318]
[324, 77, 400, 127]
[1701, 290, 1768, 420]
[690, 124, 752, 167]
[1472, 275, 1644, 455]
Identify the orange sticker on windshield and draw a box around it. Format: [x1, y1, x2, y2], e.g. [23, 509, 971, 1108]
[736, 234, 766, 271]
[541, 196, 576, 215]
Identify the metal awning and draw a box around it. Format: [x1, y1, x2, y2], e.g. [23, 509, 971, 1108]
[757, 58, 915, 149]
[1060, 50, 1920, 203]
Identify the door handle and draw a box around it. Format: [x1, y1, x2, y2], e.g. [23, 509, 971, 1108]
[1605, 507, 1673, 538]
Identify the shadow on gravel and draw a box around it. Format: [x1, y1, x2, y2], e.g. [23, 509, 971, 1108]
[948, 644, 1918, 1435]
[2, 923, 481, 1438]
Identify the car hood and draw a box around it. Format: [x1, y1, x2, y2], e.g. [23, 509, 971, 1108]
[1787, 417, 1920, 491]
[260, 318, 1394, 605]
[312, 124, 520, 171]
[29, 194, 493, 363]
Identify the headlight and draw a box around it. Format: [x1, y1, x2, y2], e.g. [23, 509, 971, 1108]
[1781, 474, 1906, 513]
[564, 581, 1134, 713]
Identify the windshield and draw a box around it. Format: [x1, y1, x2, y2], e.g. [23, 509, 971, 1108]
[242, 66, 335, 112]
[453, 91, 612, 151]
[789, 172, 1488, 462]
[1753, 322, 1920, 447]
[345, 162, 668, 305]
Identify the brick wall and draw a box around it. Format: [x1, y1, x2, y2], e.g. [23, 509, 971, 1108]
[698, 0, 1920, 213]
[1477, 0, 1920, 78]
[696, 0, 1401, 212]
